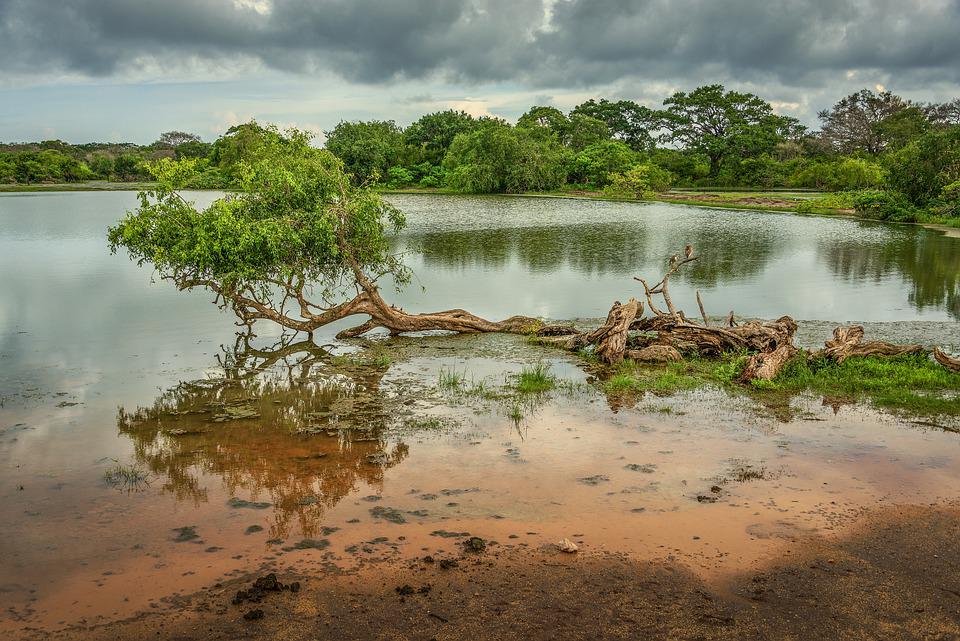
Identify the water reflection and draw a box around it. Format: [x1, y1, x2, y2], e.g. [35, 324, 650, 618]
[116, 335, 409, 539]
[402, 221, 781, 286]
[820, 229, 960, 318]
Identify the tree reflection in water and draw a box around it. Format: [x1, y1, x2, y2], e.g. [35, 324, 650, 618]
[117, 334, 412, 539]
[820, 226, 960, 320]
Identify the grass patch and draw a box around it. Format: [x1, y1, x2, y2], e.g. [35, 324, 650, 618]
[751, 353, 960, 416]
[514, 363, 556, 394]
[438, 367, 466, 391]
[594, 351, 960, 419]
[604, 358, 715, 396]
[103, 461, 150, 491]
[331, 347, 392, 368]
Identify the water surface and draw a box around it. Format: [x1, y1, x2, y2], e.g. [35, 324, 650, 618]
[1, 191, 959, 634]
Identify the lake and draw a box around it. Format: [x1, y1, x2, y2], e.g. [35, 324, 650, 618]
[1, 191, 959, 634]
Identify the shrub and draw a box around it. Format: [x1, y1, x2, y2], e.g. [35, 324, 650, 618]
[387, 166, 415, 188]
[603, 163, 673, 199]
[852, 190, 919, 222]
[886, 126, 960, 206]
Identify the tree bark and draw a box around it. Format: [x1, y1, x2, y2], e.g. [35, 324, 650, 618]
[739, 343, 798, 382]
[568, 298, 642, 364]
[934, 348, 960, 373]
[820, 325, 923, 363]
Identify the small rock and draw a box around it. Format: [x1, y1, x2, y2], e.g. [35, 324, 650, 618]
[463, 536, 486, 552]
[243, 609, 264, 621]
[557, 538, 579, 553]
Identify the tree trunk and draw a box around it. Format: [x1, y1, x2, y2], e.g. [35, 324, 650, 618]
[739, 343, 798, 382]
[934, 348, 960, 373]
[567, 298, 642, 364]
[632, 315, 797, 356]
[820, 325, 923, 363]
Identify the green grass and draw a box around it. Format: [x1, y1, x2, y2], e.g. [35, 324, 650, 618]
[596, 351, 960, 419]
[750, 353, 960, 416]
[514, 363, 556, 394]
[438, 367, 466, 391]
[103, 461, 150, 491]
[604, 358, 718, 396]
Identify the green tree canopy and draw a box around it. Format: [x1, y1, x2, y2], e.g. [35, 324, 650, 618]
[324, 120, 404, 183]
[659, 84, 804, 177]
[517, 106, 570, 139]
[886, 125, 960, 206]
[571, 98, 656, 151]
[109, 125, 538, 337]
[817, 89, 909, 154]
[568, 140, 638, 186]
[443, 122, 568, 193]
[404, 110, 476, 166]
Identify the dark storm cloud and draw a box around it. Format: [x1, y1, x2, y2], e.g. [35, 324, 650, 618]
[2, 0, 960, 89]
[535, 0, 960, 88]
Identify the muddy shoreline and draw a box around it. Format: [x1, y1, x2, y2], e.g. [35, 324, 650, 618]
[19, 503, 960, 641]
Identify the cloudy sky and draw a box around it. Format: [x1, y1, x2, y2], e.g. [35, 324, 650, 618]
[2, 0, 959, 144]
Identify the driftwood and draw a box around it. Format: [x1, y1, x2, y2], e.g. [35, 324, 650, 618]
[534, 245, 801, 377]
[626, 345, 683, 363]
[739, 344, 799, 382]
[933, 348, 960, 373]
[820, 326, 923, 363]
[568, 298, 643, 364]
[632, 315, 798, 356]
[536, 245, 954, 383]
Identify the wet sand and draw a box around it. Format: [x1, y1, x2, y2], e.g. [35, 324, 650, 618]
[18, 503, 960, 641]
[4, 333, 960, 639]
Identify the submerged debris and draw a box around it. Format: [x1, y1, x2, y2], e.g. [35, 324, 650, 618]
[463, 536, 487, 552]
[578, 474, 610, 485]
[369, 506, 406, 524]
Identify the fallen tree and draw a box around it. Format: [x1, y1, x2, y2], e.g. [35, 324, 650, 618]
[535, 245, 959, 382]
[109, 126, 539, 340]
[106, 128, 959, 381]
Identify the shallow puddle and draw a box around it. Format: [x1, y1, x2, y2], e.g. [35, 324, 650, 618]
[3, 333, 959, 633]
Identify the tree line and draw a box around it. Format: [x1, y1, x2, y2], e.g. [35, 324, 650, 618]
[4, 85, 959, 222]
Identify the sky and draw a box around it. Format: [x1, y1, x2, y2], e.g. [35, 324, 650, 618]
[2, 0, 959, 144]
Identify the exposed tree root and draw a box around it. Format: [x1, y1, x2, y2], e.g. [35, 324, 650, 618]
[534, 245, 950, 383]
[739, 343, 798, 382]
[819, 325, 924, 363]
[934, 348, 960, 373]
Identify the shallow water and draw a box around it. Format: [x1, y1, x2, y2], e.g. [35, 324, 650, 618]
[1, 192, 959, 633]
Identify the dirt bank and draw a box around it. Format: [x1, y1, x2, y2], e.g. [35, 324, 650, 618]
[26, 503, 960, 641]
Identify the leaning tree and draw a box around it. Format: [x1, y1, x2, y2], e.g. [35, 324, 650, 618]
[109, 127, 540, 339]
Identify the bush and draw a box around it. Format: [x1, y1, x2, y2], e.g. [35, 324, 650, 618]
[886, 126, 960, 206]
[567, 140, 638, 186]
[790, 157, 885, 191]
[387, 166, 415, 188]
[443, 123, 568, 193]
[603, 163, 673, 199]
[930, 180, 960, 219]
[796, 191, 856, 213]
[852, 190, 919, 222]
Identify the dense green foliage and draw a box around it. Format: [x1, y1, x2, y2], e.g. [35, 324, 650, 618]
[108, 128, 409, 304]
[6, 85, 960, 223]
[442, 121, 568, 193]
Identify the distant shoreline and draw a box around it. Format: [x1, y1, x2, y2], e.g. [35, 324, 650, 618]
[3, 182, 958, 234]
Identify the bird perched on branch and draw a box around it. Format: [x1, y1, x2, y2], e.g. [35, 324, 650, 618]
[684, 244, 694, 259]
[669, 254, 678, 267]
